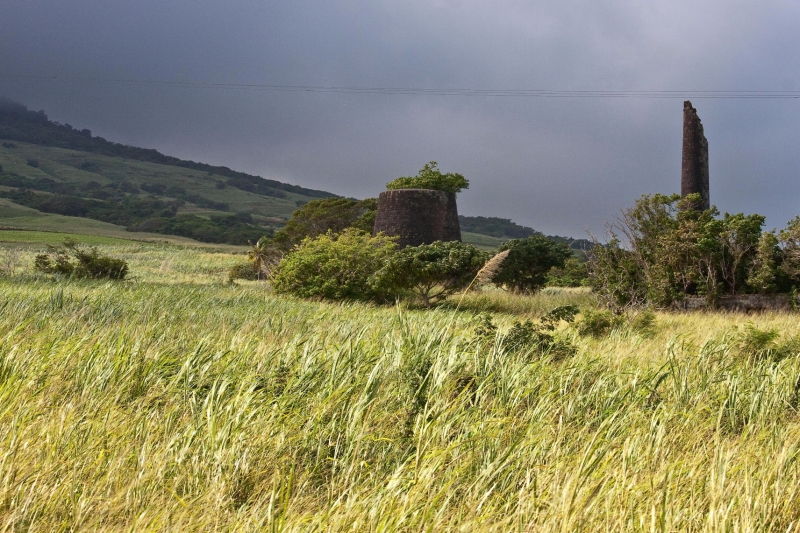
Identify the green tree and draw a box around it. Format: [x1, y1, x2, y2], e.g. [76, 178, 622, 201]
[385, 161, 469, 194]
[272, 197, 377, 250]
[588, 193, 770, 309]
[779, 216, 800, 283]
[492, 235, 572, 293]
[272, 229, 399, 301]
[717, 212, 765, 294]
[546, 257, 588, 287]
[374, 241, 487, 307]
[748, 230, 780, 294]
[247, 236, 280, 280]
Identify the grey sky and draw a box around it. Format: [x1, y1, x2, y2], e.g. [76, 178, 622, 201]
[2, 0, 799, 236]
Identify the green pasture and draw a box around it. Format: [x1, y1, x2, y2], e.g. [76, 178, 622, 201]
[461, 230, 505, 250]
[0, 229, 141, 246]
[0, 141, 305, 218]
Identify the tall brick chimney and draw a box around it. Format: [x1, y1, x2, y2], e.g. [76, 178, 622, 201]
[681, 101, 710, 210]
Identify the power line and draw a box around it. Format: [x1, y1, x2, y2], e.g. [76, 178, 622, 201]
[2, 73, 800, 99]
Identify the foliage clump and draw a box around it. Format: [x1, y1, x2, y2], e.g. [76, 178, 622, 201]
[491, 235, 572, 293]
[385, 161, 469, 194]
[546, 257, 589, 287]
[375, 241, 487, 307]
[272, 229, 399, 301]
[227, 261, 260, 281]
[586, 193, 800, 310]
[271, 197, 377, 251]
[733, 323, 800, 363]
[34, 240, 128, 280]
[242, 199, 379, 280]
[475, 305, 579, 360]
[576, 308, 624, 338]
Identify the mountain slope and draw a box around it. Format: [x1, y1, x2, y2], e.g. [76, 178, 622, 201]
[0, 98, 333, 199]
[0, 98, 589, 249]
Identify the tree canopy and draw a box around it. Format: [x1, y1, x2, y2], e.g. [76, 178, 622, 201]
[586, 193, 799, 310]
[271, 197, 377, 250]
[374, 241, 487, 307]
[491, 235, 572, 293]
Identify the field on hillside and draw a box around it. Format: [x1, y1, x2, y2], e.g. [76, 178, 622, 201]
[0, 141, 308, 219]
[0, 199, 236, 247]
[460, 231, 506, 250]
[3, 241, 800, 530]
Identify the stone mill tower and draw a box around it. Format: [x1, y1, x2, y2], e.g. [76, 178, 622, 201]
[373, 189, 462, 248]
[681, 101, 710, 210]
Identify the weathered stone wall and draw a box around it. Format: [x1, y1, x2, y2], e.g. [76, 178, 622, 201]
[678, 294, 798, 311]
[681, 100, 710, 210]
[373, 189, 461, 248]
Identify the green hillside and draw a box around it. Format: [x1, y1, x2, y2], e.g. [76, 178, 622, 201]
[0, 98, 590, 249]
[0, 140, 333, 244]
[0, 98, 339, 245]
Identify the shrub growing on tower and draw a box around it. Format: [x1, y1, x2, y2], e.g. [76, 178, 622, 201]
[385, 161, 469, 193]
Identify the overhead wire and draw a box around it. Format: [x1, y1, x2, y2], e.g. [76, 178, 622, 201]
[1, 74, 799, 98]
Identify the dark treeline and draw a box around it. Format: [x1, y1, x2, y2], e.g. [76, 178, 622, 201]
[458, 215, 593, 251]
[0, 173, 228, 211]
[0, 187, 268, 245]
[0, 98, 336, 200]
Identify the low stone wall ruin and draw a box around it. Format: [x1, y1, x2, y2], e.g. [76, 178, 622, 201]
[677, 294, 798, 311]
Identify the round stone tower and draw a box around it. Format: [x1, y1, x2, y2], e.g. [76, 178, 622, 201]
[372, 189, 461, 248]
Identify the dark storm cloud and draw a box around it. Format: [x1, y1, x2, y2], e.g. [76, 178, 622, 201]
[2, 0, 800, 236]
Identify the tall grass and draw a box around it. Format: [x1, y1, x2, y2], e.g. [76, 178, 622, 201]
[1, 273, 800, 530]
[0, 245, 800, 532]
[0, 242, 244, 284]
[448, 286, 597, 317]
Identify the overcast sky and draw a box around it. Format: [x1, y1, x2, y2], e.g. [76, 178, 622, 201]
[2, 0, 799, 237]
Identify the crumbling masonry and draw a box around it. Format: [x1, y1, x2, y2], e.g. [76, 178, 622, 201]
[681, 101, 710, 210]
[372, 189, 462, 248]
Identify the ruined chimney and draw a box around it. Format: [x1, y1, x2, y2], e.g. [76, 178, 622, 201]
[681, 101, 709, 210]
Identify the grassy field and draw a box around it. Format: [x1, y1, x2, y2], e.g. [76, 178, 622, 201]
[0, 198, 250, 249]
[461, 231, 506, 250]
[2, 241, 800, 530]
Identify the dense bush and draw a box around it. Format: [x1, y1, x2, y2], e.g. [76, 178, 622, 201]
[385, 161, 469, 194]
[546, 257, 589, 287]
[272, 229, 399, 301]
[576, 308, 624, 337]
[475, 305, 579, 360]
[227, 261, 260, 281]
[34, 241, 128, 280]
[734, 323, 800, 362]
[270, 197, 377, 251]
[587, 193, 800, 309]
[491, 235, 572, 293]
[375, 241, 488, 307]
